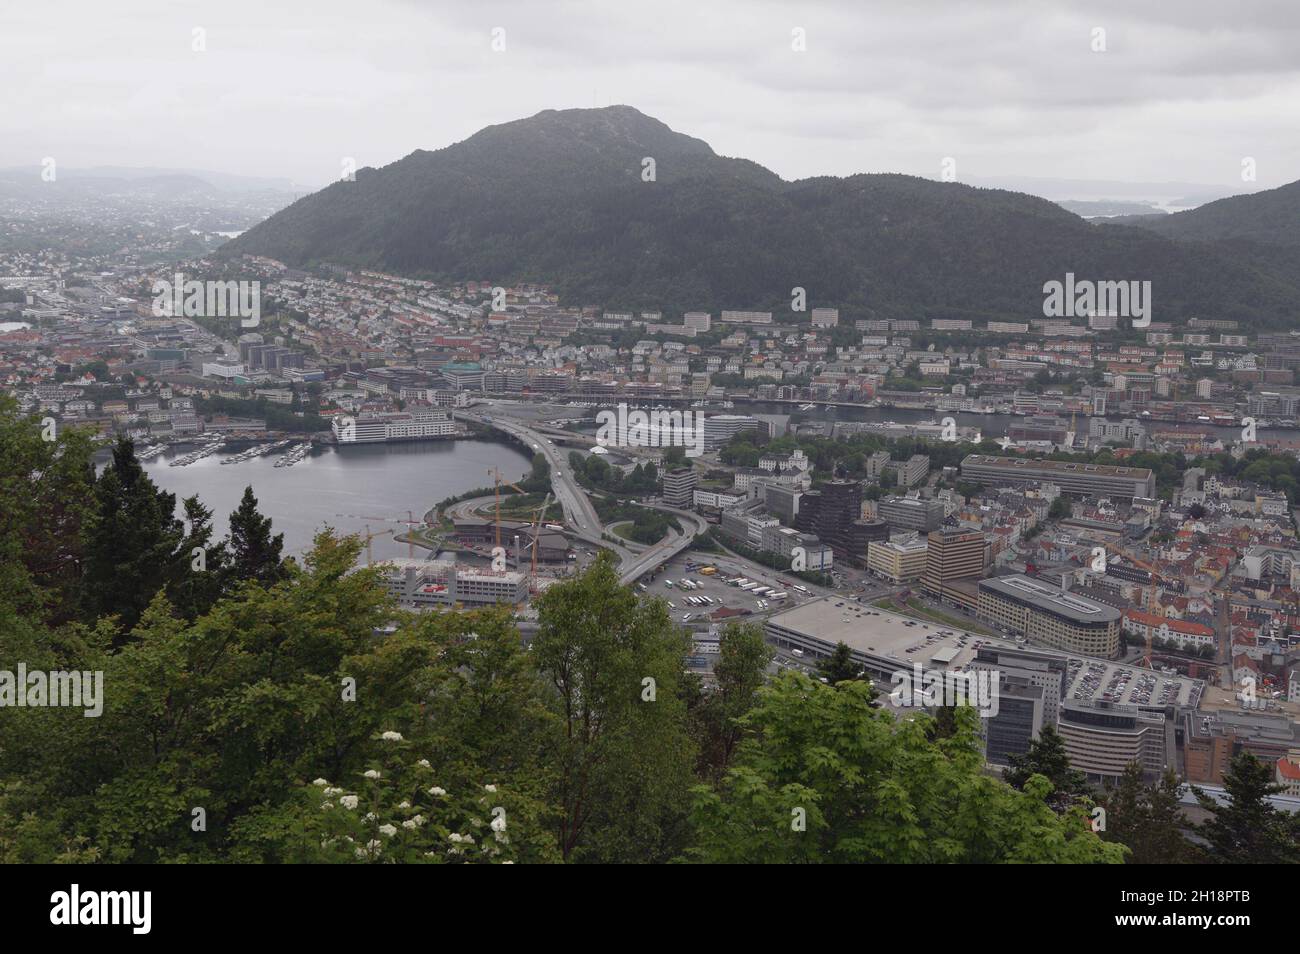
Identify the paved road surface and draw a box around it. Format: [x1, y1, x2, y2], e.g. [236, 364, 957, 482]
[456, 409, 707, 583]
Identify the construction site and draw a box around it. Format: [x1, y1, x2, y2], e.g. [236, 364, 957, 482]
[351, 465, 576, 611]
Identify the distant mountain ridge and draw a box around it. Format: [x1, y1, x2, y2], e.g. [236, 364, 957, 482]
[223, 106, 1300, 328]
[0, 165, 301, 195]
[1108, 180, 1300, 248]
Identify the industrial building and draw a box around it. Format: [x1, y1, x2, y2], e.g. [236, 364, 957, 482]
[450, 517, 570, 564]
[960, 454, 1156, 499]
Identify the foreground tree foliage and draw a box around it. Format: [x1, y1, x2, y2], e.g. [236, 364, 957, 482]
[1004, 724, 1087, 800]
[0, 400, 1285, 863]
[1100, 765, 1199, 864]
[531, 557, 696, 862]
[684, 675, 1124, 863]
[816, 641, 867, 686]
[688, 623, 772, 782]
[1194, 752, 1300, 864]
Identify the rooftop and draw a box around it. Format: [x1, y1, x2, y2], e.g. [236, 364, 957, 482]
[764, 596, 1199, 707]
[979, 574, 1122, 624]
[962, 454, 1153, 480]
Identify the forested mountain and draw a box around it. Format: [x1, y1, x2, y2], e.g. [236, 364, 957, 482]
[224, 106, 1300, 328]
[1110, 179, 1300, 248]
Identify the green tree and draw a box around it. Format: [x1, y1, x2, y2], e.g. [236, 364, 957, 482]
[1194, 752, 1300, 863]
[531, 555, 696, 862]
[521, 453, 551, 493]
[228, 486, 285, 586]
[817, 641, 867, 686]
[166, 496, 230, 620]
[1004, 725, 1087, 802]
[686, 673, 1123, 863]
[0, 396, 96, 622]
[690, 624, 772, 780]
[1100, 765, 1196, 863]
[2, 532, 409, 862]
[80, 437, 185, 635]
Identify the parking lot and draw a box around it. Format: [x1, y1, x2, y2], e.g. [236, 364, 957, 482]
[640, 554, 817, 626]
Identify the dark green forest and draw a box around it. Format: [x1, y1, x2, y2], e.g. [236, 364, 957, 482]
[224, 107, 1300, 329]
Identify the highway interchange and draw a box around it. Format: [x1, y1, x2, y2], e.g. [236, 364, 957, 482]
[454, 406, 708, 584]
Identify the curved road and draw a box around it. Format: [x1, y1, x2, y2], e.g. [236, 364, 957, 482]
[455, 409, 707, 583]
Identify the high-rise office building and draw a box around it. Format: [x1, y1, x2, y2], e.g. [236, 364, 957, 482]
[920, 527, 987, 609]
[795, 480, 862, 560]
[663, 467, 699, 507]
[878, 496, 945, 533]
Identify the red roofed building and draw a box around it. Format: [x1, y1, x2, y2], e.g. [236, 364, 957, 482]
[1122, 608, 1216, 653]
[1276, 752, 1300, 797]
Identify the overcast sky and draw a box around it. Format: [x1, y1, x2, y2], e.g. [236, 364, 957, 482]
[4, 0, 1299, 191]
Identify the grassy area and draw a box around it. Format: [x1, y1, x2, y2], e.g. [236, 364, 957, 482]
[875, 597, 996, 636]
[611, 520, 662, 545]
[467, 491, 565, 523]
[492, 501, 565, 522]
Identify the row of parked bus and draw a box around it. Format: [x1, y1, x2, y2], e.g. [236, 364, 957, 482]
[722, 576, 790, 601]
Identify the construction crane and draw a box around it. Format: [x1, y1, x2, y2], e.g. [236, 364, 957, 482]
[359, 524, 394, 567]
[528, 492, 553, 577]
[336, 510, 422, 558]
[488, 466, 527, 549]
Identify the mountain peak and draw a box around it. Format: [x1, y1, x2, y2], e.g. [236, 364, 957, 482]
[224, 107, 1300, 327]
[456, 105, 717, 162]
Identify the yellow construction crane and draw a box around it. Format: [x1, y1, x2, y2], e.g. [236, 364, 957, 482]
[360, 524, 394, 567]
[528, 492, 553, 577]
[337, 509, 421, 558]
[488, 466, 527, 549]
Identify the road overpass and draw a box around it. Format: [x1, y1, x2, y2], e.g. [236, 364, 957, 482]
[615, 503, 709, 584]
[455, 409, 706, 583]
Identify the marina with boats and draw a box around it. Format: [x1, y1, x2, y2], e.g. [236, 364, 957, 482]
[221, 439, 294, 465]
[273, 442, 311, 468]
